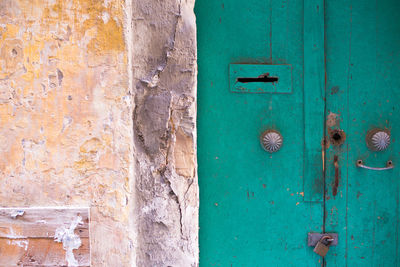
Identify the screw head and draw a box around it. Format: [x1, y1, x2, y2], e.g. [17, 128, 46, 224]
[260, 130, 283, 153]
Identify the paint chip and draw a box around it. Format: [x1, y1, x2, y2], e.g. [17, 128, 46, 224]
[102, 12, 110, 24]
[10, 210, 24, 219]
[54, 216, 83, 266]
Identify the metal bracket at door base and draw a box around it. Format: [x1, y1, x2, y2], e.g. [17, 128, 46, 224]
[307, 233, 338, 247]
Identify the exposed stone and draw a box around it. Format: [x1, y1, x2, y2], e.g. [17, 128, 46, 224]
[174, 127, 195, 178]
[132, 0, 198, 265]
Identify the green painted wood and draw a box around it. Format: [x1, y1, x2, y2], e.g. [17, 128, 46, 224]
[197, 0, 400, 265]
[229, 64, 292, 93]
[196, 0, 322, 265]
[323, 0, 351, 264]
[325, 0, 400, 265]
[303, 0, 325, 202]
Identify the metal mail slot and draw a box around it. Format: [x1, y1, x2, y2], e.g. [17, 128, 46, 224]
[229, 64, 292, 94]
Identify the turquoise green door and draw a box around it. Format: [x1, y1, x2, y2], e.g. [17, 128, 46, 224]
[196, 0, 400, 266]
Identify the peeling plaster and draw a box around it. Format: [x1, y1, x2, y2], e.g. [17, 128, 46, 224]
[0, 0, 134, 265]
[132, 0, 198, 265]
[10, 209, 24, 219]
[54, 216, 83, 266]
[7, 240, 29, 251]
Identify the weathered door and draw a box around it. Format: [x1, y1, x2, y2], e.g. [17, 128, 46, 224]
[196, 0, 400, 265]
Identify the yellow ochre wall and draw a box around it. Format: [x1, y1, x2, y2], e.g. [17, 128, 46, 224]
[0, 0, 134, 265]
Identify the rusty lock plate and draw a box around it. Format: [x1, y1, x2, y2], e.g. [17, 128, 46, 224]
[307, 233, 338, 247]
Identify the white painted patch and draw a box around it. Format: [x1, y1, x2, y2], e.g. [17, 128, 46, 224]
[62, 116, 73, 132]
[8, 240, 29, 251]
[141, 74, 159, 88]
[103, 0, 111, 8]
[54, 216, 83, 266]
[102, 12, 110, 24]
[81, 14, 90, 23]
[10, 210, 24, 219]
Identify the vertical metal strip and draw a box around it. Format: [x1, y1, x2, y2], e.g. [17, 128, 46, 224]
[303, 0, 325, 202]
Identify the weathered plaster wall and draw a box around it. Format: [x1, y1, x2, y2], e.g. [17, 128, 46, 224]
[0, 0, 134, 265]
[131, 0, 198, 265]
[0, 0, 198, 265]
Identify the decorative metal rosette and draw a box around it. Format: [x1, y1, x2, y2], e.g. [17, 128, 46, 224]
[260, 130, 283, 153]
[366, 129, 390, 151]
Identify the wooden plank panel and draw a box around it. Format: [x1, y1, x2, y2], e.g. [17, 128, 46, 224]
[270, 0, 324, 263]
[344, 0, 400, 265]
[197, 0, 322, 265]
[324, 0, 400, 265]
[0, 208, 89, 238]
[0, 238, 90, 266]
[323, 0, 352, 264]
[0, 208, 90, 266]
[303, 0, 325, 202]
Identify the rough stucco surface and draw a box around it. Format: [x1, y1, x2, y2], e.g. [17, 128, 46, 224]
[0, 0, 198, 265]
[131, 0, 199, 265]
[0, 0, 135, 265]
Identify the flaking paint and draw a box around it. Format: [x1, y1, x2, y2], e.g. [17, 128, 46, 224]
[0, 0, 133, 265]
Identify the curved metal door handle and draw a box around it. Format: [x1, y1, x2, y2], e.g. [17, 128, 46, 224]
[356, 159, 394, 170]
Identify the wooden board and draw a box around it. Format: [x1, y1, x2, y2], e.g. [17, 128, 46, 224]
[197, 0, 400, 264]
[196, 0, 323, 265]
[303, 0, 325, 202]
[0, 207, 90, 266]
[324, 0, 400, 265]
